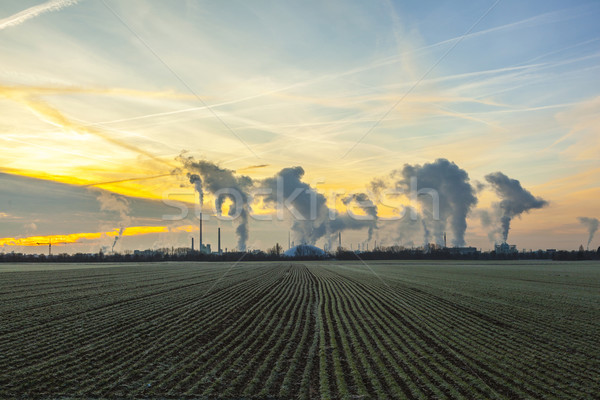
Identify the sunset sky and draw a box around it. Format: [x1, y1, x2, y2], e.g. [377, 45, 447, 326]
[1, 0, 599, 253]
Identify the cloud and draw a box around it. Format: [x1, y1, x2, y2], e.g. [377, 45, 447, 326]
[0, 172, 186, 240]
[0, 0, 80, 31]
[0, 225, 170, 247]
[554, 96, 600, 161]
[0, 85, 174, 168]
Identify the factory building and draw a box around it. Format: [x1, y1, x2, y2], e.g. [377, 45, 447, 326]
[495, 242, 518, 254]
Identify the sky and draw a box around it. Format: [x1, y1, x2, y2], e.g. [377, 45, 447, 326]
[1, 0, 599, 254]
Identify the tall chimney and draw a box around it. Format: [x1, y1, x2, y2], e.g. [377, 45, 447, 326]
[218, 227, 221, 254]
[338, 232, 341, 249]
[199, 212, 203, 253]
[444, 232, 447, 248]
[191, 237, 194, 251]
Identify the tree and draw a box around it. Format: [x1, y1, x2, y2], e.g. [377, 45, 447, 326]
[269, 243, 282, 257]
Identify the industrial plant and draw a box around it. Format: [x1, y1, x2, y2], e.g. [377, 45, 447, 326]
[2, 224, 599, 263]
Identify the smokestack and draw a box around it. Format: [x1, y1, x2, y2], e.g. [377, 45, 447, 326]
[199, 213, 203, 253]
[338, 232, 341, 249]
[444, 232, 447, 248]
[191, 237, 194, 251]
[218, 227, 221, 254]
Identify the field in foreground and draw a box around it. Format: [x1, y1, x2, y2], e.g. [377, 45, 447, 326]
[0, 261, 598, 399]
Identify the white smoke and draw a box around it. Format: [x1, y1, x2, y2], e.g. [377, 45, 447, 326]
[178, 155, 252, 251]
[390, 159, 478, 247]
[485, 172, 548, 242]
[94, 190, 131, 253]
[578, 217, 599, 248]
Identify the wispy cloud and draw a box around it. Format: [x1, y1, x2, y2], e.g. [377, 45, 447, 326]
[0, 0, 79, 31]
[0, 85, 175, 168]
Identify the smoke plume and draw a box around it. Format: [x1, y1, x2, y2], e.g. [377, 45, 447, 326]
[392, 158, 477, 247]
[485, 172, 548, 242]
[259, 166, 377, 246]
[94, 190, 131, 253]
[421, 219, 430, 248]
[342, 193, 378, 241]
[188, 173, 204, 205]
[179, 155, 252, 251]
[112, 227, 124, 253]
[578, 217, 599, 248]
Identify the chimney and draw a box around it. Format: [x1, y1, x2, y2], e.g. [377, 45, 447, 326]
[338, 232, 341, 249]
[218, 227, 221, 254]
[199, 212, 203, 253]
[191, 237, 194, 251]
[444, 232, 447, 248]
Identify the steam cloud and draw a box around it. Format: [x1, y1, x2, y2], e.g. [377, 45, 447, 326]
[342, 193, 378, 242]
[94, 190, 131, 253]
[179, 155, 252, 251]
[177, 154, 551, 251]
[112, 227, 124, 253]
[188, 174, 204, 206]
[392, 159, 477, 247]
[179, 157, 379, 250]
[259, 167, 378, 247]
[485, 172, 548, 242]
[578, 217, 599, 247]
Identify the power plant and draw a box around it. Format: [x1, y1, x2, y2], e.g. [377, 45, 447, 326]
[191, 225, 216, 254]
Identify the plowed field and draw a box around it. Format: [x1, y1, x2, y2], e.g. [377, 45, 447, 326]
[1, 260, 598, 399]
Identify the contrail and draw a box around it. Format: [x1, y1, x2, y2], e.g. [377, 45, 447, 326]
[83, 173, 172, 187]
[0, 0, 79, 30]
[236, 164, 269, 172]
[0, 90, 175, 168]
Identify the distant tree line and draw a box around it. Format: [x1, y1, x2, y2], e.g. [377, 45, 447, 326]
[1, 246, 599, 263]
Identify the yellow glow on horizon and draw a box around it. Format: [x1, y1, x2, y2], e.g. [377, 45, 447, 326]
[0, 225, 198, 248]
